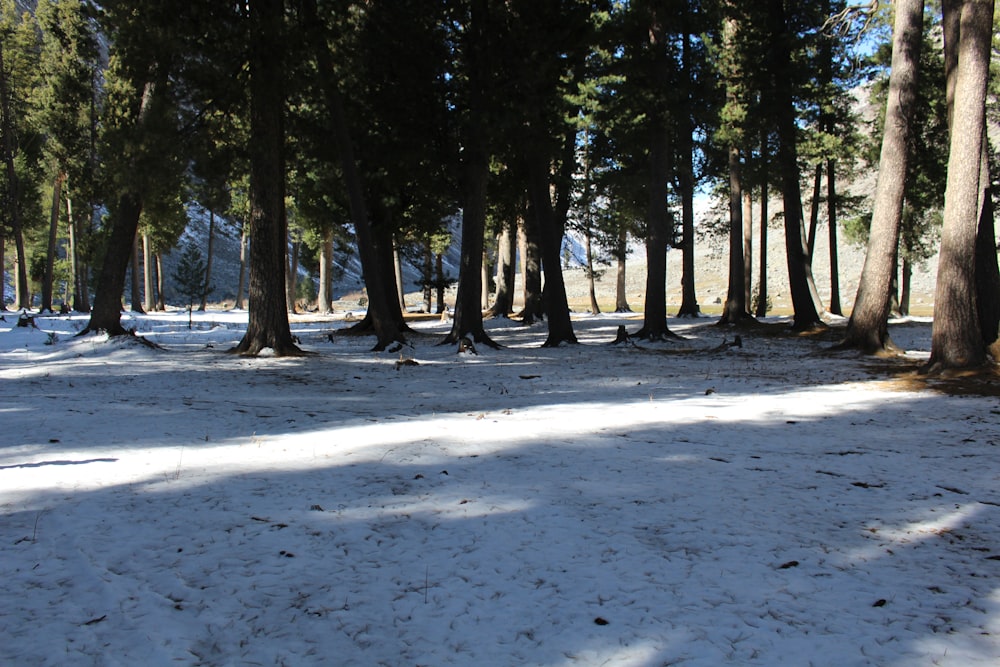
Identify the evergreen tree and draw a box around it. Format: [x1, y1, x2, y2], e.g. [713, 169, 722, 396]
[172, 242, 210, 328]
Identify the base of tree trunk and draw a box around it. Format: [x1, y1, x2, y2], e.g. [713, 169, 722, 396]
[75, 325, 161, 349]
[832, 329, 899, 357]
[438, 327, 501, 350]
[715, 311, 758, 328]
[631, 325, 684, 342]
[675, 304, 701, 318]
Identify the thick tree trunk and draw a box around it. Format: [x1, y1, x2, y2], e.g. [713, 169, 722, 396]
[83, 192, 142, 335]
[927, 0, 994, 372]
[527, 156, 576, 348]
[444, 143, 498, 347]
[719, 144, 752, 325]
[486, 221, 516, 318]
[81, 78, 158, 336]
[232, 0, 301, 356]
[301, 0, 399, 350]
[518, 207, 545, 324]
[614, 226, 631, 313]
[769, 0, 824, 331]
[633, 123, 676, 341]
[974, 146, 999, 347]
[41, 172, 66, 313]
[840, 0, 922, 351]
[0, 47, 29, 310]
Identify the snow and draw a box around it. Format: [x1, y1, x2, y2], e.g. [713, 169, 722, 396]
[1, 308, 998, 667]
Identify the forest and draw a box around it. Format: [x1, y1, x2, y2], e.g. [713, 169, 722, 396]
[1, 0, 998, 370]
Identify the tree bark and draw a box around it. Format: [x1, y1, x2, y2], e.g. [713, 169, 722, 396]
[840, 0, 922, 351]
[486, 221, 516, 318]
[0, 44, 29, 310]
[518, 206, 545, 324]
[41, 171, 66, 313]
[301, 0, 400, 350]
[806, 162, 822, 259]
[927, 0, 994, 371]
[199, 209, 215, 311]
[827, 158, 843, 316]
[585, 228, 600, 315]
[285, 237, 299, 313]
[142, 232, 155, 312]
[614, 226, 631, 313]
[743, 189, 753, 308]
[769, 0, 824, 331]
[527, 153, 577, 348]
[232, 0, 301, 356]
[236, 224, 247, 309]
[719, 143, 752, 325]
[755, 157, 770, 318]
[317, 227, 333, 314]
[675, 33, 699, 318]
[633, 122, 677, 341]
[129, 234, 144, 313]
[81, 78, 157, 336]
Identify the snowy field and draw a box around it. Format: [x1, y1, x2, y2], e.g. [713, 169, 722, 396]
[1, 308, 998, 667]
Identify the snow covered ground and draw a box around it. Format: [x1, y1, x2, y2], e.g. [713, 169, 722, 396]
[1, 308, 998, 667]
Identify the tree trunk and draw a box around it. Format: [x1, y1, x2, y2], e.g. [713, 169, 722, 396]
[585, 228, 600, 315]
[42, 171, 66, 313]
[615, 226, 631, 313]
[518, 206, 545, 324]
[755, 158, 770, 318]
[900, 256, 912, 316]
[827, 158, 843, 315]
[155, 253, 165, 311]
[0, 236, 6, 310]
[232, 0, 301, 356]
[676, 33, 699, 318]
[142, 232, 155, 312]
[839, 0, 922, 351]
[974, 145, 999, 347]
[444, 140, 498, 347]
[236, 224, 248, 309]
[480, 249, 490, 310]
[927, 0, 993, 371]
[769, 0, 824, 331]
[435, 252, 446, 314]
[527, 154, 576, 348]
[394, 237, 407, 311]
[286, 237, 299, 313]
[806, 162, 822, 260]
[0, 44, 29, 310]
[199, 209, 215, 311]
[130, 234, 145, 313]
[486, 221, 516, 318]
[719, 143, 752, 325]
[633, 123, 676, 341]
[743, 189, 753, 308]
[317, 227, 333, 314]
[301, 0, 399, 350]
